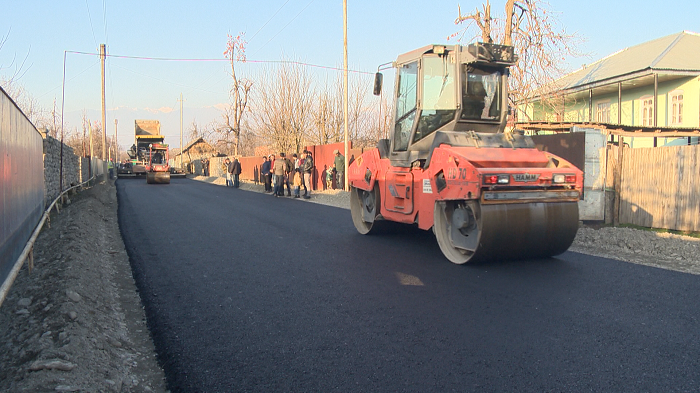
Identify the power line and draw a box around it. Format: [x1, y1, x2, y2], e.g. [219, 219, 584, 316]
[109, 63, 223, 94]
[256, 0, 317, 54]
[37, 60, 100, 99]
[84, 0, 98, 48]
[248, 0, 291, 44]
[65, 50, 373, 75]
[102, 0, 109, 44]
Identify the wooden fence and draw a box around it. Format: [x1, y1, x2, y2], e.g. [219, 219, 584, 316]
[618, 144, 700, 231]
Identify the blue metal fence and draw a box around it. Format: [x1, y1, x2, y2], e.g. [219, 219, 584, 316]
[0, 86, 45, 289]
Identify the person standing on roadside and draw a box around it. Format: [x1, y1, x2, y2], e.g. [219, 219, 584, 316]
[299, 152, 307, 195]
[224, 158, 233, 187]
[202, 157, 210, 176]
[333, 149, 345, 191]
[283, 153, 293, 197]
[292, 168, 302, 198]
[261, 156, 271, 192]
[232, 156, 242, 188]
[272, 152, 288, 197]
[302, 150, 314, 199]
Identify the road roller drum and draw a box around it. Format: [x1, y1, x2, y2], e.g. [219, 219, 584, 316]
[433, 201, 579, 264]
[146, 171, 170, 184]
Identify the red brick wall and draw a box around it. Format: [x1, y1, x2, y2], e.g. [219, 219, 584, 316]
[235, 142, 366, 190]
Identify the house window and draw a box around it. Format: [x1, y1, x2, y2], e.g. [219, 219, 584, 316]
[671, 91, 683, 125]
[596, 102, 610, 123]
[641, 96, 653, 126]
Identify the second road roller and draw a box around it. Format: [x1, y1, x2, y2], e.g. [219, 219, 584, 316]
[348, 42, 583, 264]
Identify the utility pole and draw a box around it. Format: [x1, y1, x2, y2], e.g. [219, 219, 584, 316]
[89, 119, 94, 178]
[114, 119, 118, 162]
[100, 44, 107, 161]
[178, 93, 184, 169]
[343, 0, 349, 191]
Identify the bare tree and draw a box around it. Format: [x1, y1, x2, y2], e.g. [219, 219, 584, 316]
[251, 61, 314, 154]
[308, 72, 377, 149]
[236, 119, 257, 157]
[187, 119, 203, 142]
[361, 86, 394, 147]
[221, 33, 253, 156]
[310, 76, 343, 146]
[63, 119, 112, 159]
[63, 112, 91, 158]
[1, 78, 47, 126]
[1, 30, 47, 125]
[346, 73, 378, 149]
[453, 0, 584, 120]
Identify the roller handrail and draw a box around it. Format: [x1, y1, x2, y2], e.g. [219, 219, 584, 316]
[0, 170, 102, 309]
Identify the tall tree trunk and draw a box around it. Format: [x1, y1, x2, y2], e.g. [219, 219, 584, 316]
[503, 0, 516, 46]
[482, 1, 492, 43]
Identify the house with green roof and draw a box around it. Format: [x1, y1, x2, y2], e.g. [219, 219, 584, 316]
[518, 31, 700, 147]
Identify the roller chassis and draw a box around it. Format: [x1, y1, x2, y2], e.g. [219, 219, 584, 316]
[145, 143, 170, 184]
[349, 137, 582, 263]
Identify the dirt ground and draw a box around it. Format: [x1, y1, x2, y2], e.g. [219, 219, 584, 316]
[0, 179, 167, 392]
[1, 175, 698, 392]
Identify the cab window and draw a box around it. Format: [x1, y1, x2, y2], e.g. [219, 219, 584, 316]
[414, 55, 457, 143]
[394, 61, 418, 151]
[461, 66, 501, 121]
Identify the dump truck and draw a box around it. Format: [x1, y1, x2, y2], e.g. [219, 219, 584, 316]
[129, 120, 163, 175]
[118, 120, 170, 183]
[348, 43, 583, 264]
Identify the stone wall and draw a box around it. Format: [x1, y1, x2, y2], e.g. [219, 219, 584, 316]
[80, 157, 90, 184]
[43, 136, 82, 206]
[209, 157, 228, 177]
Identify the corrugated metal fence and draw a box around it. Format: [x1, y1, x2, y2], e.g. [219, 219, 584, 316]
[619, 144, 700, 231]
[0, 87, 45, 288]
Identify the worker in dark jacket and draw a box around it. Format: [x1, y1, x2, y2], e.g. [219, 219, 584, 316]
[261, 156, 271, 192]
[333, 149, 345, 190]
[283, 154, 293, 196]
[302, 150, 314, 199]
[232, 156, 242, 188]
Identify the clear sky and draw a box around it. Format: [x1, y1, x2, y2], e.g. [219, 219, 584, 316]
[1, 0, 698, 150]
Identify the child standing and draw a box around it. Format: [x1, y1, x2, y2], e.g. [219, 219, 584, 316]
[326, 166, 335, 190]
[293, 169, 303, 198]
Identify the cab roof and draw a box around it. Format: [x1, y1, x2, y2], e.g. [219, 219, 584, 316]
[395, 44, 460, 65]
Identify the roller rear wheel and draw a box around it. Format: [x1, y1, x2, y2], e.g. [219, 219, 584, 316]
[351, 185, 381, 234]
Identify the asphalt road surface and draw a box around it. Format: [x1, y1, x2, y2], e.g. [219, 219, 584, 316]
[117, 178, 700, 392]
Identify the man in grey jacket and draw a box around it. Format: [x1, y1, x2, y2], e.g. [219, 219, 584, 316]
[272, 152, 288, 197]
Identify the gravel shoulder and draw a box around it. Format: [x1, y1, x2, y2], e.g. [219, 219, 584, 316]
[0, 179, 167, 392]
[1, 174, 697, 391]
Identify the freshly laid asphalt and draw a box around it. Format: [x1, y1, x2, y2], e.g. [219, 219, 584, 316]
[117, 178, 700, 392]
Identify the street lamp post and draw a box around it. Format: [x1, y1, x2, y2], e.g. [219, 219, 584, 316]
[343, 0, 349, 191]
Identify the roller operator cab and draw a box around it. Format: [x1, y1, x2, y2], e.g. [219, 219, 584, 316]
[349, 42, 584, 264]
